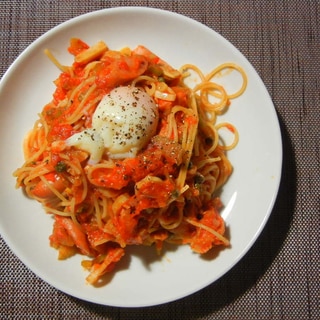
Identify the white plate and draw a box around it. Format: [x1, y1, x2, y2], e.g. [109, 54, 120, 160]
[0, 7, 282, 307]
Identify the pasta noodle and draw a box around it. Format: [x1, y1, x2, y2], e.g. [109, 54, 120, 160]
[13, 38, 247, 285]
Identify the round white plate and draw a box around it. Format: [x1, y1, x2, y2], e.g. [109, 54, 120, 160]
[0, 7, 282, 307]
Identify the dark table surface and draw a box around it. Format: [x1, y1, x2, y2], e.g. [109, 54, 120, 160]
[1, 1, 319, 319]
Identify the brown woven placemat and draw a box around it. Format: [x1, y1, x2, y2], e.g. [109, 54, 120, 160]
[1, 1, 319, 319]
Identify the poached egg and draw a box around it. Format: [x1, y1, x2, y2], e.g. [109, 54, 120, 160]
[66, 86, 159, 163]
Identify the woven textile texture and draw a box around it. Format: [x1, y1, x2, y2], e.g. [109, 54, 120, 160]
[0, 1, 319, 319]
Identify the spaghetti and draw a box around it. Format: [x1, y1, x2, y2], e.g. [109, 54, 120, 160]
[13, 38, 247, 285]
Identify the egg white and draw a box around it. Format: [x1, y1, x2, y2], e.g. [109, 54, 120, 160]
[66, 86, 159, 163]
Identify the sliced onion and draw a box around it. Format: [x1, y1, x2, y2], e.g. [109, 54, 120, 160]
[154, 90, 176, 101]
